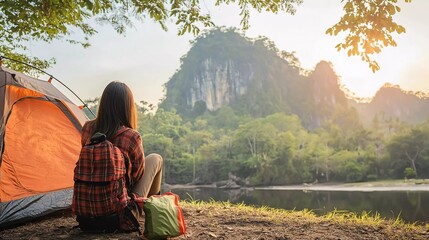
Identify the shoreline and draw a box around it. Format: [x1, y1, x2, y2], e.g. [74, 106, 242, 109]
[164, 179, 429, 192]
[254, 184, 429, 192]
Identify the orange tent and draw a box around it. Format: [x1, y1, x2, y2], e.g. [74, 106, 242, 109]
[0, 66, 88, 227]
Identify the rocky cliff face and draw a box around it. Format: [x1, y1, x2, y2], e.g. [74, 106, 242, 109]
[187, 59, 253, 110]
[159, 28, 299, 118]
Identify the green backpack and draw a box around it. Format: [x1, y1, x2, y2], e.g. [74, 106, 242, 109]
[143, 192, 186, 239]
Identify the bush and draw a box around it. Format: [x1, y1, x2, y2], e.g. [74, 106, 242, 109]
[404, 167, 416, 179]
[365, 174, 378, 181]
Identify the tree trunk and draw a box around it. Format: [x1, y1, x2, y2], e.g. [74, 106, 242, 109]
[247, 138, 255, 157]
[411, 159, 418, 178]
[253, 136, 257, 157]
[405, 150, 419, 178]
[192, 145, 196, 183]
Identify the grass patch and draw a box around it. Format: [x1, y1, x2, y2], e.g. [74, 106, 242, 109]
[178, 200, 429, 239]
[182, 199, 428, 231]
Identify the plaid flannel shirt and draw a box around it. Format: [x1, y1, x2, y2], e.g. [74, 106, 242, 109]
[72, 121, 145, 231]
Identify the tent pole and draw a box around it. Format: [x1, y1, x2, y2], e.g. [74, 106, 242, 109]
[0, 55, 96, 118]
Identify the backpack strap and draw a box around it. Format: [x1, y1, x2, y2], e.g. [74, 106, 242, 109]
[124, 203, 143, 235]
[123, 153, 134, 196]
[110, 127, 136, 197]
[111, 127, 134, 188]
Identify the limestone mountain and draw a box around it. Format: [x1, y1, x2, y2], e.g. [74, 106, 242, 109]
[160, 28, 304, 118]
[160, 28, 429, 128]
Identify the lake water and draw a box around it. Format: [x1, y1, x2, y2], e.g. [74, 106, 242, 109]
[169, 187, 429, 223]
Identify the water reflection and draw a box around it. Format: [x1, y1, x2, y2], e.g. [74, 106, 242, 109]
[170, 188, 429, 223]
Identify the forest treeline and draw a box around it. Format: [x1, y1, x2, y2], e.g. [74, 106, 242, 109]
[85, 100, 429, 186]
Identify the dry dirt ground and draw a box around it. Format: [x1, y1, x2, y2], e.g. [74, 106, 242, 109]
[1, 201, 428, 240]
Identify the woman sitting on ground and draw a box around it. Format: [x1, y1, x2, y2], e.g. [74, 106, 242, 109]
[72, 81, 163, 232]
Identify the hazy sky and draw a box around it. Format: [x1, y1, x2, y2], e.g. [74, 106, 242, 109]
[29, 0, 429, 106]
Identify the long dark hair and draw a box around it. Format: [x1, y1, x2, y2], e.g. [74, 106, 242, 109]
[93, 81, 137, 139]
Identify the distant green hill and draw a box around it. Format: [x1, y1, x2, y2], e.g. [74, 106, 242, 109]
[351, 84, 429, 125]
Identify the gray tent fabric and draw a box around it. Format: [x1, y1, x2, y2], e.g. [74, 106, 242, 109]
[0, 189, 73, 228]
